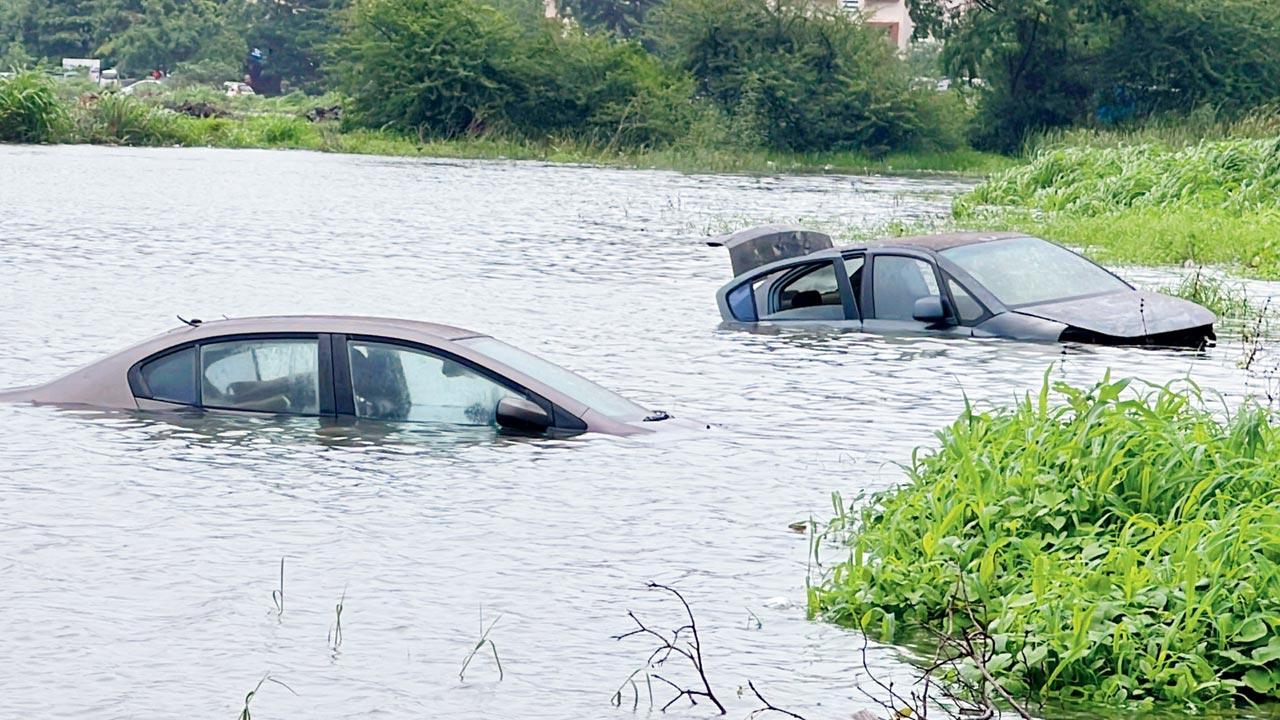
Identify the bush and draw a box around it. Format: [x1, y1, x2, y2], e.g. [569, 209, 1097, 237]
[959, 138, 1280, 216]
[0, 70, 67, 142]
[336, 0, 697, 147]
[812, 376, 1280, 707]
[73, 93, 181, 145]
[647, 0, 930, 153]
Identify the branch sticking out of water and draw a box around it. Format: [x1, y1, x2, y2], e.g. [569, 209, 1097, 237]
[238, 673, 297, 720]
[271, 557, 285, 618]
[613, 582, 726, 714]
[459, 607, 503, 682]
[328, 586, 346, 654]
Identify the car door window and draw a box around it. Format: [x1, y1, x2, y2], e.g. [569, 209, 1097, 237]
[348, 341, 519, 425]
[200, 338, 320, 414]
[872, 255, 940, 321]
[138, 346, 197, 405]
[947, 276, 986, 323]
[766, 262, 845, 320]
[845, 254, 865, 316]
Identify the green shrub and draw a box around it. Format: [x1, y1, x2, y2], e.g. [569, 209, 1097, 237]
[75, 93, 181, 145]
[336, 0, 697, 148]
[647, 0, 927, 153]
[0, 70, 67, 142]
[959, 138, 1280, 216]
[812, 376, 1280, 707]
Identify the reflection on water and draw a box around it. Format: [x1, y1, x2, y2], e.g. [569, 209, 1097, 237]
[1, 146, 1278, 719]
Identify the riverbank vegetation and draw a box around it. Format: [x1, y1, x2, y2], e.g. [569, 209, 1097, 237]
[954, 124, 1280, 278]
[5, 0, 1280, 175]
[811, 376, 1280, 710]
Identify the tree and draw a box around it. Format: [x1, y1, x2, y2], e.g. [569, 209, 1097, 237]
[558, 0, 660, 37]
[909, 0, 1280, 151]
[336, 0, 695, 146]
[243, 0, 348, 93]
[0, 0, 98, 64]
[648, 0, 929, 153]
[92, 0, 247, 75]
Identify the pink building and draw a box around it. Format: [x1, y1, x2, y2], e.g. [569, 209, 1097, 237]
[839, 0, 915, 50]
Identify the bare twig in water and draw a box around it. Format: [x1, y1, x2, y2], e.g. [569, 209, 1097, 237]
[459, 607, 504, 682]
[238, 672, 298, 720]
[611, 668, 655, 711]
[271, 557, 285, 617]
[613, 582, 726, 714]
[327, 586, 346, 653]
[746, 680, 808, 720]
[1241, 297, 1272, 371]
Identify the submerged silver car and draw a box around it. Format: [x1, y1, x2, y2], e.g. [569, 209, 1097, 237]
[711, 226, 1216, 348]
[0, 315, 682, 437]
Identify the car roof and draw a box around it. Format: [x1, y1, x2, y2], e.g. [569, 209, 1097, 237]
[842, 230, 1029, 254]
[148, 315, 484, 343]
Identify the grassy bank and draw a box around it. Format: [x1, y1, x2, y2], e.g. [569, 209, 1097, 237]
[811, 376, 1280, 710]
[955, 131, 1280, 277]
[0, 73, 1007, 175]
[47, 108, 1011, 175]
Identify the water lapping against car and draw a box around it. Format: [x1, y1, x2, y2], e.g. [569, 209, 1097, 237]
[0, 146, 1275, 719]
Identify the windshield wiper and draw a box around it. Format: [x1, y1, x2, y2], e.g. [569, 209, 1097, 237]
[643, 410, 671, 422]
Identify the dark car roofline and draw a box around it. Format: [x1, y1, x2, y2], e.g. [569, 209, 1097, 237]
[837, 231, 1030, 254]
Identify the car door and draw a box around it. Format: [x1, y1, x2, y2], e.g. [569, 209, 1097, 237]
[332, 335, 562, 431]
[718, 256, 860, 326]
[130, 333, 337, 416]
[861, 252, 971, 336]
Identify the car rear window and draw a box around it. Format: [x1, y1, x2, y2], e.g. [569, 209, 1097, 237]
[139, 346, 197, 405]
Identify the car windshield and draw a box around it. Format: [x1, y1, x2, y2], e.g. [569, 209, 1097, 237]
[458, 337, 648, 420]
[941, 237, 1129, 307]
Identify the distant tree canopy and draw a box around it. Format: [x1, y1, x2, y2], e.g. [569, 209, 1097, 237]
[909, 0, 1280, 151]
[648, 0, 937, 153]
[558, 0, 660, 37]
[335, 0, 695, 147]
[0, 0, 346, 91]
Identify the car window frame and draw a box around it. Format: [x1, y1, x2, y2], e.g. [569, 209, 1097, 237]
[334, 334, 584, 431]
[865, 250, 949, 322]
[128, 333, 336, 416]
[942, 272, 992, 326]
[718, 255, 859, 322]
[764, 260, 850, 320]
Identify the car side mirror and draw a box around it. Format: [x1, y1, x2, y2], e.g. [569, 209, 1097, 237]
[912, 296, 949, 323]
[496, 396, 552, 434]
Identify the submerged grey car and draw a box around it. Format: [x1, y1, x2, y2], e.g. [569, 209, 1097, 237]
[711, 226, 1216, 348]
[0, 315, 683, 436]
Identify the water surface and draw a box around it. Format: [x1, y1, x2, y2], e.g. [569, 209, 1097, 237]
[1, 145, 1276, 719]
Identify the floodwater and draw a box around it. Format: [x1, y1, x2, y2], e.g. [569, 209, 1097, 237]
[1, 145, 1277, 719]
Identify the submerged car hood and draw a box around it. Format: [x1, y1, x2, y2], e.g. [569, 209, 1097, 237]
[1014, 290, 1215, 339]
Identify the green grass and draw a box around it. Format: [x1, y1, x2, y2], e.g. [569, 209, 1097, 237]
[956, 136, 1280, 277]
[1025, 105, 1280, 154]
[1158, 268, 1256, 320]
[811, 375, 1280, 710]
[961, 207, 1280, 279]
[0, 74, 1006, 176]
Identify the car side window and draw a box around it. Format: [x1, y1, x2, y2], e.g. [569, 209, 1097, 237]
[766, 262, 845, 320]
[200, 338, 320, 415]
[947, 276, 986, 323]
[845, 254, 865, 316]
[872, 255, 940, 321]
[138, 346, 197, 405]
[348, 341, 519, 425]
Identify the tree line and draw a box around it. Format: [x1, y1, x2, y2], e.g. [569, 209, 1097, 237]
[3, 0, 1279, 153]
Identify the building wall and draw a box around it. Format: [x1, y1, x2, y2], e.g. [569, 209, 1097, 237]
[860, 0, 914, 51]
